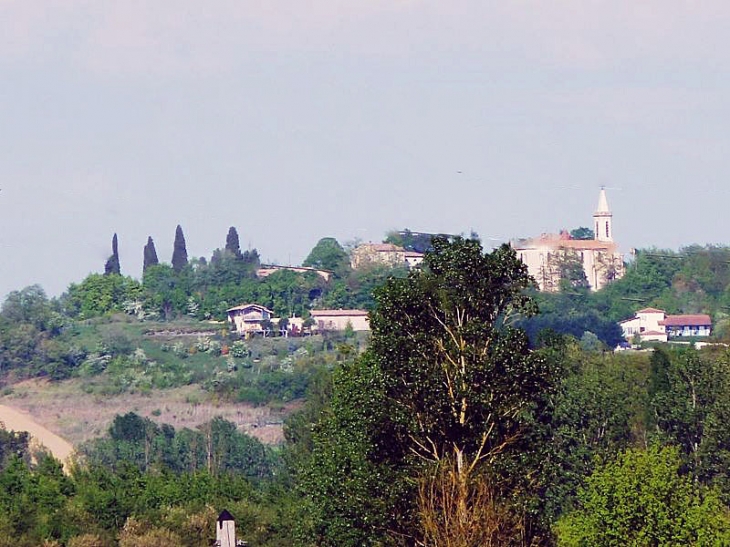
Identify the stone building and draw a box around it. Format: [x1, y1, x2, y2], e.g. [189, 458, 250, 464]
[512, 188, 624, 292]
[350, 243, 423, 270]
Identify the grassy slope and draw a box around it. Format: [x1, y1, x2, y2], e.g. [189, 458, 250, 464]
[0, 315, 357, 448]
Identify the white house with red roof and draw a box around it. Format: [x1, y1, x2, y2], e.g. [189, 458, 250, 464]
[660, 314, 713, 339]
[619, 308, 712, 343]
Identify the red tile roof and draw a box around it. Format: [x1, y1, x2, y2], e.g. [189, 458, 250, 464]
[637, 308, 666, 314]
[659, 314, 712, 327]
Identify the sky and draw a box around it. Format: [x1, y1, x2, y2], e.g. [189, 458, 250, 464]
[1, 1, 730, 299]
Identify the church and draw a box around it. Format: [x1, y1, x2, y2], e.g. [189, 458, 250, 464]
[512, 188, 624, 292]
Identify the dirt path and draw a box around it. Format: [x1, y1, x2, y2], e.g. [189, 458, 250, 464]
[0, 404, 74, 468]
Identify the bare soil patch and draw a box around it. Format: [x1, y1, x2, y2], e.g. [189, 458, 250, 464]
[0, 379, 293, 448]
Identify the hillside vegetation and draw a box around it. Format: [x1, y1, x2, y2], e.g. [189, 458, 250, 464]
[2, 233, 730, 544]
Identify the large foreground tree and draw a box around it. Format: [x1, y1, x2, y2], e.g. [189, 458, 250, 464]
[305, 237, 559, 546]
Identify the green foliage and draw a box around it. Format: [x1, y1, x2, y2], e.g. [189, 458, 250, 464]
[225, 226, 243, 258]
[569, 226, 594, 240]
[321, 263, 409, 310]
[82, 412, 276, 478]
[304, 237, 560, 545]
[1, 285, 64, 334]
[104, 233, 121, 276]
[302, 237, 350, 277]
[0, 429, 30, 469]
[543, 348, 650, 520]
[171, 225, 188, 273]
[556, 445, 730, 546]
[142, 264, 190, 320]
[384, 228, 454, 253]
[64, 275, 142, 319]
[555, 250, 590, 290]
[303, 355, 410, 546]
[142, 236, 159, 273]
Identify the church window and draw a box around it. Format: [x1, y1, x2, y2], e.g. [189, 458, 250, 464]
[605, 221, 609, 239]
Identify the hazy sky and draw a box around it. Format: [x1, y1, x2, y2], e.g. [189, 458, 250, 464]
[2, 1, 730, 299]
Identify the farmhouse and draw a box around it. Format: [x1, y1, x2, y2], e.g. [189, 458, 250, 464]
[226, 304, 274, 336]
[310, 309, 370, 332]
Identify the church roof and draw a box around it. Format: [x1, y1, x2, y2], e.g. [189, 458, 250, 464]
[512, 234, 617, 251]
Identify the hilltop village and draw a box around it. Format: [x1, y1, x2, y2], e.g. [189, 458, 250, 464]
[2, 188, 730, 545]
[224, 188, 716, 348]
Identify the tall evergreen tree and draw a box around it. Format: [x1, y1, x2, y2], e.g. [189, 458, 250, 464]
[143, 236, 159, 273]
[104, 233, 121, 275]
[225, 226, 242, 258]
[171, 225, 188, 273]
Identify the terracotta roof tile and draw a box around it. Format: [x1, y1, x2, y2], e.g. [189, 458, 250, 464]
[659, 314, 712, 327]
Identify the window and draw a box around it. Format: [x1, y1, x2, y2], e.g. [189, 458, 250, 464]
[605, 221, 609, 239]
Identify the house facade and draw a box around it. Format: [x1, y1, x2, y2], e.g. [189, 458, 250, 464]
[310, 309, 370, 332]
[226, 304, 274, 336]
[619, 308, 712, 343]
[350, 243, 423, 270]
[512, 188, 624, 292]
[661, 314, 713, 338]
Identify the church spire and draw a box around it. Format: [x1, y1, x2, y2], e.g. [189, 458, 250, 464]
[593, 187, 613, 242]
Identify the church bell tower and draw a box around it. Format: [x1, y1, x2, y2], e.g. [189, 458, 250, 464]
[593, 187, 613, 242]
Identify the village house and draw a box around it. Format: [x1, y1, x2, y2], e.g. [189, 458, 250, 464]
[226, 304, 274, 336]
[227, 303, 305, 337]
[350, 243, 423, 270]
[619, 307, 712, 343]
[512, 188, 624, 292]
[310, 309, 370, 332]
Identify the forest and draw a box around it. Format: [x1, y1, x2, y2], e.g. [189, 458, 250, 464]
[2, 227, 730, 545]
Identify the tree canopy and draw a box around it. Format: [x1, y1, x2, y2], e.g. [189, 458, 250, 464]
[302, 237, 350, 277]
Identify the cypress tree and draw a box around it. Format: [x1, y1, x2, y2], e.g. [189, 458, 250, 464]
[225, 226, 242, 258]
[104, 233, 121, 275]
[171, 225, 188, 272]
[143, 236, 159, 273]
